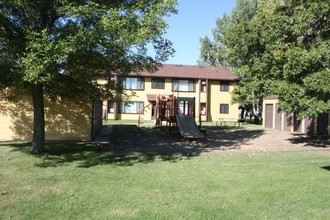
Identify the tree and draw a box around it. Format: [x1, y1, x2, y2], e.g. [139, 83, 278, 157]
[0, 0, 177, 154]
[199, 0, 265, 122]
[261, 0, 330, 117]
[200, 0, 330, 119]
[198, 14, 231, 68]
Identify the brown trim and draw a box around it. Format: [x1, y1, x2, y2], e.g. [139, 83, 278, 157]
[206, 79, 209, 121]
[264, 95, 279, 100]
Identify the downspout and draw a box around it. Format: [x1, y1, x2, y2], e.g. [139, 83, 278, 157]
[206, 79, 209, 121]
[114, 75, 118, 120]
[197, 79, 201, 122]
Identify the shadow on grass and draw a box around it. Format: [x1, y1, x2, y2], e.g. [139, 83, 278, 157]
[321, 166, 330, 172]
[289, 134, 330, 148]
[2, 125, 265, 168]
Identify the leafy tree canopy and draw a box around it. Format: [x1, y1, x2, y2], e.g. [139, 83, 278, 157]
[199, 0, 330, 118]
[1, 0, 177, 100]
[0, 0, 177, 153]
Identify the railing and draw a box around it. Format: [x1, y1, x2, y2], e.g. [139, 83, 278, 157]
[216, 118, 242, 127]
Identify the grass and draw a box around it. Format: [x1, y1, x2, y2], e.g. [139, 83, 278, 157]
[1, 142, 330, 219]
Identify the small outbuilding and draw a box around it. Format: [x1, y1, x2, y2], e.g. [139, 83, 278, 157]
[263, 95, 329, 135]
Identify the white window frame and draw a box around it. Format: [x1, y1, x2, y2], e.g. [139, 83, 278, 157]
[122, 77, 144, 90]
[172, 79, 195, 92]
[120, 101, 144, 114]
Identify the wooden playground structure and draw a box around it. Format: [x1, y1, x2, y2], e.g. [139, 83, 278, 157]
[138, 94, 195, 128]
[155, 95, 195, 127]
[138, 94, 204, 139]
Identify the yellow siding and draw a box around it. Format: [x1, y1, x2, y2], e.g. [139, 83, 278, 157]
[0, 97, 34, 141]
[44, 99, 92, 141]
[209, 81, 238, 122]
[200, 92, 207, 103]
[0, 96, 92, 141]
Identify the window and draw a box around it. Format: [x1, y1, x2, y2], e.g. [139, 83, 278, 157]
[122, 77, 144, 90]
[201, 80, 206, 92]
[151, 78, 165, 89]
[172, 79, 195, 92]
[119, 101, 144, 114]
[220, 104, 229, 114]
[178, 101, 188, 115]
[220, 80, 229, 91]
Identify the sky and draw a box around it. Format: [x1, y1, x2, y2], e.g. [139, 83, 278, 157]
[163, 0, 236, 65]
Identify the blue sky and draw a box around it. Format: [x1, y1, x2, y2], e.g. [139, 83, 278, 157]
[163, 0, 236, 65]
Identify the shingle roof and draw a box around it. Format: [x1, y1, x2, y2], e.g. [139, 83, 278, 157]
[130, 64, 239, 81]
[264, 95, 279, 100]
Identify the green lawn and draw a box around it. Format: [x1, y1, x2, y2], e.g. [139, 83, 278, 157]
[1, 142, 330, 219]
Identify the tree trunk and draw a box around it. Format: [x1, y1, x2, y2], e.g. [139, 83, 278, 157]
[31, 84, 45, 154]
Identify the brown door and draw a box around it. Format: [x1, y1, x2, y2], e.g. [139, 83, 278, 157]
[284, 112, 292, 131]
[305, 117, 314, 135]
[265, 104, 273, 129]
[294, 113, 302, 132]
[317, 113, 329, 135]
[275, 104, 282, 130]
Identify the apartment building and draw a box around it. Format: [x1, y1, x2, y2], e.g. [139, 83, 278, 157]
[0, 64, 239, 141]
[105, 64, 240, 122]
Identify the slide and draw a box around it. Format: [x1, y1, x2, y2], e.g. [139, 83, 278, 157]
[176, 115, 204, 139]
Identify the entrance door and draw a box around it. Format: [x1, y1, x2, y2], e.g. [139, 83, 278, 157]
[317, 113, 329, 135]
[284, 112, 292, 131]
[275, 104, 282, 130]
[305, 117, 314, 135]
[294, 113, 302, 132]
[265, 104, 273, 129]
